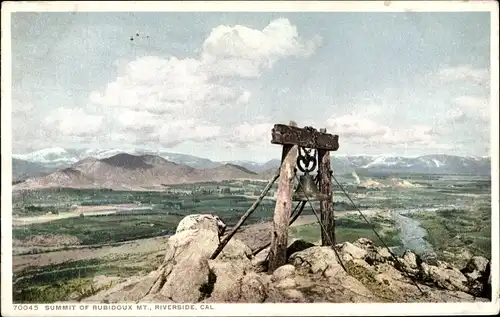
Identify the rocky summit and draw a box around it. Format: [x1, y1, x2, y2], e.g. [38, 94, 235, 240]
[76, 214, 491, 304]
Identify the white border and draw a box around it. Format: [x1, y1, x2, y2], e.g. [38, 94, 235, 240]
[1, 1, 499, 316]
[0, 0, 499, 12]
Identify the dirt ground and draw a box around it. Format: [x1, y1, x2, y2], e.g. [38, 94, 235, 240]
[12, 204, 150, 226]
[12, 235, 171, 273]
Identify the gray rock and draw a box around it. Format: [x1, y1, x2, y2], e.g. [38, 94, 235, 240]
[461, 256, 491, 297]
[282, 289, 306, 302]
[289, 246, 341, 274]
[251, 247, 269, 273]
[421, 262, 469, 293]
[353, 237, 376, 250]
[403, 252, 419, 269]
[340, 242, 368, 260]
[275, 278, 297, 289]
[176, 214, 227, 237]
[207, 261, 245, 302]
[240, 272, 267, 303]
[463, 256, 489, 274]
[271, 264, 296, 281]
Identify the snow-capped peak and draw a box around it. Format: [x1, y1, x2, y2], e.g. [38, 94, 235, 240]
[361, 155, 406, 168]
[13, 147, 75, 164]
[432, 159, 443, 167]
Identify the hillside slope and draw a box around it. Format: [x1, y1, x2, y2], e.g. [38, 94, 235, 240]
[13, 154, 261, 191]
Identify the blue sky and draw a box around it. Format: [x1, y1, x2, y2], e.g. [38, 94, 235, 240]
[11, 11, 492, 162]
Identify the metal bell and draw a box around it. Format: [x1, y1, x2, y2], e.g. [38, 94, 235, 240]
[293, 174, 328, 201]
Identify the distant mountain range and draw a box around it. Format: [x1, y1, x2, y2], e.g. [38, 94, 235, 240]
[331, 154, 491, 176]
[10, 148, 491, 189]
[13, 147, 223, 170]
[13, 153, 264, 191]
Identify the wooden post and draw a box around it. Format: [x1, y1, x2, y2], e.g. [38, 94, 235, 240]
[268, 121, 298, 273]
[318, 128, 335, 246]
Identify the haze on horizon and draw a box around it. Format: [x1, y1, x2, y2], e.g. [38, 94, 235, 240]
[10, 11, 492, 162]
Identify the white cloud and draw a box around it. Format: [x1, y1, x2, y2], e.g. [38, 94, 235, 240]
[381, 125, 435, 145]
[117, 110, 160, 130]
[113, 110, 221, 146]
[55, 18, 320, 149]
[452, 95, 490, 122]
[12, 99, 34, 114]
[90, 56, 229, 116]
[224, 122, 274, 147]
[237, 90, 252, 104]
[43, 107, 104, 136]
[435, 64, 489, 85]
[326, 113, 435, 146]
[326, 114, 389, 139]
[156, 119, 221, 146]
[200, 18, 322, 78]
[446, 107, 468, 123]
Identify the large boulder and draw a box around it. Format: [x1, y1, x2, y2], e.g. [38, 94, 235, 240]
[338, 242, 368, 262]
[420, 261, 469, 293]
[272, 264, 296, 282]
[175, 214, 227, 236]
[460, 256, 491, 298]
[84, 214, 251, 303]
[338, 238, 394, 265]
[206, 261, 244, 302]
[289, 246, 341, 274]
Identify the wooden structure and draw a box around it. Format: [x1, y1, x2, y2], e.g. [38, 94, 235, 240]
[209, 121, 339, 272]
[208, 122, 423, 292]
[318, 128, 335, 246]
[268, 122, 339, 272]
[271, 124, 339, 151]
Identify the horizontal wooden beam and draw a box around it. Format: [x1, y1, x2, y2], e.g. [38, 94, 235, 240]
[271, 124, 339, 151]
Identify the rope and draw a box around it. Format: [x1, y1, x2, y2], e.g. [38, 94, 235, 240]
[293, 173, 348, 272]
[331, 174, 426, 295]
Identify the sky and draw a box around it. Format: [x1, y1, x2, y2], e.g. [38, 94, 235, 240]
[10, 11, 492, 162]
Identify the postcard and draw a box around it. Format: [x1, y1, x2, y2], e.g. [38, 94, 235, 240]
[1, 1, 499, 316]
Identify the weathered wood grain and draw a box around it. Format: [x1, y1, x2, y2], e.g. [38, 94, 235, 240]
[271, 124, 339, 151]
[318, 128, 335, 246]
[268, 121, 299, 273]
